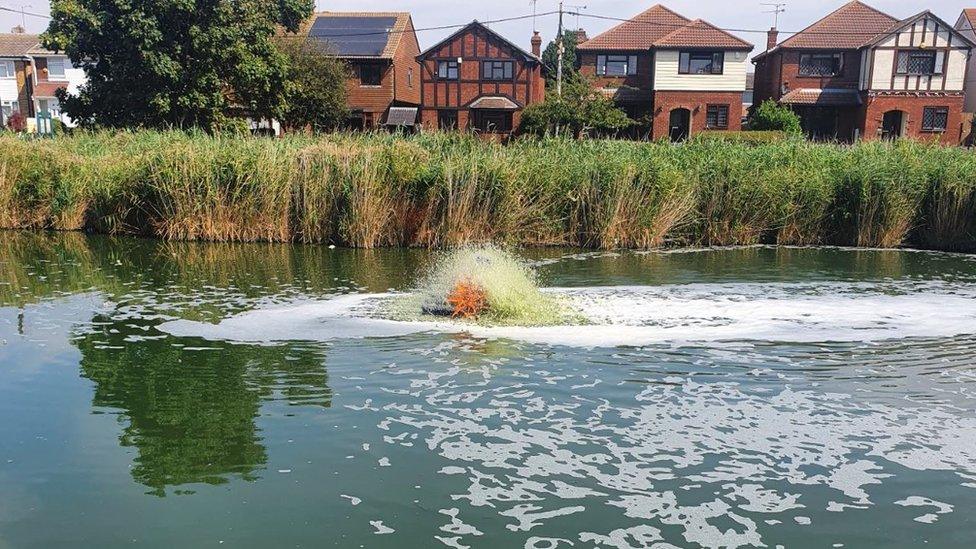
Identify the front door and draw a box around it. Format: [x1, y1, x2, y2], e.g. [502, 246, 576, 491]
[881, 110, 904, 140]
[669, 109, 691, 142]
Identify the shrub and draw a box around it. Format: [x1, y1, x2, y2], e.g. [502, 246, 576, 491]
[749, 100, 802, 134]
[5, 112, 27, 133]
[519, 76, 632, 138]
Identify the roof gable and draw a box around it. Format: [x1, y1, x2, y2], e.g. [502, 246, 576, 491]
[958, 9, 976, 32]
[578, 4, 689, 50]
[301, 12, 412, 59]
[776, 1, 898, 50]
[417, 21, 540, 63]
[866, 10, 976, 49]
[653, 19, 752, 50]
[578, 5, 751, 51]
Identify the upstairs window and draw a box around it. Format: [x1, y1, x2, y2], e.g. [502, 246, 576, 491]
[359, 64, 383, 86]
[47, 57, 67, 79]
[437, 60, 459, 79]
[896, 50, 940, 75]
[799, 53, 844, 76]
[921, 107, 948, 131]
[597, 55, 638, 76]
[482, 60, 514, 80]
[679, 51, 724, 75]
[706, 105, 729, 129]
[0, 60, 15, 78]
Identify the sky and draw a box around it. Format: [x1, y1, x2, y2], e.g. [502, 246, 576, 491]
[2, 0, 973, 60]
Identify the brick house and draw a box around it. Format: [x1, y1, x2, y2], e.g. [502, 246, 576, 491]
[754, 1, 974, 144]
[0, 32, 85, 127]
[576, 5, 754, 141]
[302, 12, 422, 129]
[0, 33, 37, 124]
[416, 21, 545, 136]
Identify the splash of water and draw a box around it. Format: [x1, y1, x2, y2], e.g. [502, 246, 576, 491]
[391, 246, 573, 326]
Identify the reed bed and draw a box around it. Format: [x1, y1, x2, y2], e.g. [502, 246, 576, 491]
[1, 131, 974, 251]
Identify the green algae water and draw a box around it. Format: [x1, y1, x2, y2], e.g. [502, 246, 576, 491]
[3, 233, 976, 547]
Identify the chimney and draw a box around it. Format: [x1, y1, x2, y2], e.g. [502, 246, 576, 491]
[11, 25, 25, 34]
[766, 28, 779, 51]
[531, 31, 542, 57]
[574, 29, 589, 45]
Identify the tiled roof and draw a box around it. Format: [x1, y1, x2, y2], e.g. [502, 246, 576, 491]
[963, 8, 976, 30]
[780, 88, 862, 106]
[777, 1, 898, 50]
[654, 19, 752, 49]
[469, 96, 520, 110]
[385, 106, 417, 126]
[33, 82, 67, 98]
[578, 5, 688, 50]
[300, 12, 412, 59]
[578, 5, 751, 51]
[418, 21, 541, 63]
[0, 33, 41, 57]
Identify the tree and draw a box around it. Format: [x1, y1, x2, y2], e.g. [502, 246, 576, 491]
[749, 99, 802, 134]
[520, 75, 632, 138]
[541, 30, 579, 89]
[277, 38, 349, 132]
[42, 0, 314, 131]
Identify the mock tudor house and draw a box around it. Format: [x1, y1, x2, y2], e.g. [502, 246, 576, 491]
[416, 22, 545, 136]
[303, 12, 422, 129]
[576, 5, 754, 141]
[954, 9, 976, 114]
[754, 1, 974, 144]
[0, 31, 84, 128]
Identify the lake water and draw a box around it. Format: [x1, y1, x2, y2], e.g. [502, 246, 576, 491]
[2, 233, 976, 548]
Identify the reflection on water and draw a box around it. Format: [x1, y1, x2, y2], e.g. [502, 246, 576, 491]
[2, 232, 976, 547]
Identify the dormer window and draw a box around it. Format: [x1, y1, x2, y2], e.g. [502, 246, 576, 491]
[597, 55, 638, 76]
[799, 53, 844, 76]
[47, 57, 67, 79]
[679, 51, 724, 75]
[896, 50, 940, 75]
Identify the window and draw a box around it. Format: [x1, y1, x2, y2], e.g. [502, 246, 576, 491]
[596, 55, 638, 76]
[706, 105, 729, 129]
[679, 51, 724, 74]
[482, 60, 514, 80]
[896, 50, 940, 75]
[0, 60, 15, 78]
[1, 100, 18, 119]
[47, 57, 67, 79]
[473, 110, 513, 133]
[437, 60, 459, 79]
[438, 109, 458, 130]
[921, 107, 948, 131]
[799, 53, 844, 76]
[407, 68, 413, 88]
[359, 64, 383, 86]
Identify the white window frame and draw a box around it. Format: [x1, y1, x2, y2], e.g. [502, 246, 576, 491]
[46, 57, 67, 80]
[1, 100, 19, 119]
[0, 60, 16, 79]
[597, 54, 638, 76]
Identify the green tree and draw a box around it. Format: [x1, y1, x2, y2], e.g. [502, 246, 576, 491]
[541, 30, 580, 88]
[749, 99, 802, 134]
[42, 0, 314, 131]
[277, 38, 349, 132]
[520, 75, 632, 138]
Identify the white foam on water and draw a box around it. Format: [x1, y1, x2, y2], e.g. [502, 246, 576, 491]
[158, 281, 976, 347]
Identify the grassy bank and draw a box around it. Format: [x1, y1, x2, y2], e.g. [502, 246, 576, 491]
[1, 131, 975, 251]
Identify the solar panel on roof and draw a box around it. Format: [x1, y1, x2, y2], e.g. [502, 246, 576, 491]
[309, 16, 397, 57]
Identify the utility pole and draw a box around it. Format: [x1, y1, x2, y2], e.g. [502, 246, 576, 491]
[556, 0, 564, 97]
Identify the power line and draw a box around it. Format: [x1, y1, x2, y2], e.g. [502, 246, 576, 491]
[0, 4, 49, 19]
[280, 11, 560, 40]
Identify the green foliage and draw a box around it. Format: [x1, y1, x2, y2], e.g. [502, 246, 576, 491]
[542, 30, 580, 88]
[519, 76, 632, 137]
[277, 39, 349, 132]
[2, 131, 975, 251]
[697, 130, 789, 144]
[749, 100, 803, 134]
[42, 0, 315, 131]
